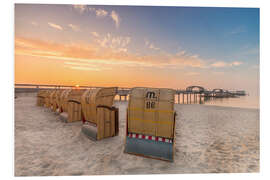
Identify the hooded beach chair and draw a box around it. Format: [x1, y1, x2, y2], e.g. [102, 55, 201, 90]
[59, 89, 86, 123]
[49, 90, 58, 112]
[36, 90, 48, 106]
[44, 90, 53, 108]
[53, 89, 65, 114]
[124, 87, 176, 162]
[58, 89, 72, 114]
[81, 87, 119, 141]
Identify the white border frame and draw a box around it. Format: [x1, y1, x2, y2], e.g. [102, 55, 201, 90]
[1, 0, 269, 180]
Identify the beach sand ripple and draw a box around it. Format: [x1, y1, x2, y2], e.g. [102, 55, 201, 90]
[15, 95, 259, 175]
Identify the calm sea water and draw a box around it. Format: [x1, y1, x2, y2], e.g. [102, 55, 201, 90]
[173, 94, 259, 109]
[203, 95, 259, 109]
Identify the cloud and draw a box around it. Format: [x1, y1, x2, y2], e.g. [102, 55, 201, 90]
[212, 71, 225, 75]
[210, 61, 243, 68]
[145, 40, 160, 50]
[72, 5, 120, 28]
[210, 61, 227, 68]
[190, 54, 199, 59]
[169, 55, 206, 68]
[149, 44, 160, 50]
[95, 9, 108, 17]
[90, 32, 99, 37]
[15, 36, 206, 70]
[88, 7, 108, 17]
[15, 37, 98, 60]
[64, 61, 112, 71]
[95, 33, 131, 53]
[145, 40, 149, 46]
[176, 50, 186, 56]
[72, 5, 88, 14]
[74, 5, 108, 18]
[111, 11, 120, 28]
[186, 72, 199, 76]
[15, 38, 35, 48]
[88, 7, 96, 12]
[230, 61, 243, 66]
[15, 36, 244, 71]
[68, 24, 80, 32]
[31, 21, 38, 26]
[67, 66, 100, 71]
[48, 22, 63, 30]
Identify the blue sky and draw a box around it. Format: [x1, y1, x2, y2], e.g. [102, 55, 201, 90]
[15, 4, 259, 94]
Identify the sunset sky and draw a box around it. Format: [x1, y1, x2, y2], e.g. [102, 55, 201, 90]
[15, 4, 259, 95]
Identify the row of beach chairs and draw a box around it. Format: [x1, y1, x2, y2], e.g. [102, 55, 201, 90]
[36, 87, 177, 162]
[37, 87, 119, 140]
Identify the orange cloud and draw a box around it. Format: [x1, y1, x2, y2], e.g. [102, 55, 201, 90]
[31, 21, 38, 26]
[90, 31, 99, 37]
[16, 36, 242, 71]
[72, 5, 88, 14]
[68, 24, 80, 32]
[145, 39, 160, 50]
[210, 61, 243, 68]
[95, 9, 108, 17]
[94, 33, 130, 53]
[48, 22, 63, 30]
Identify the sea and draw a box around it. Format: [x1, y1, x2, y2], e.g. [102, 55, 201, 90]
[173, 93, 259, 109]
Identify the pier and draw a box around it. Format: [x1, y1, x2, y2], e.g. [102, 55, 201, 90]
[14, 84, 246, 104]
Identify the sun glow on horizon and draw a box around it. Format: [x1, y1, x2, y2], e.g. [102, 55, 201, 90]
[14, 4, 259, 95]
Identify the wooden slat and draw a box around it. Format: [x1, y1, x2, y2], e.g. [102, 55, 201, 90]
[128, 87, 175, 138]
[110, 110, 115, 136]
[104, 109, 110, 138]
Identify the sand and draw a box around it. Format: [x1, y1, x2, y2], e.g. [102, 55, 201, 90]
[14, 93, 259, 176]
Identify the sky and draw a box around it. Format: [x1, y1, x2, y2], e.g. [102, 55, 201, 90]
[14, 4, 260, 95]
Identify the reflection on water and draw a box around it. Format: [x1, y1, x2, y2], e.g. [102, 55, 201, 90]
[203, 95, 259, 109]
[174, 94, 259, 109]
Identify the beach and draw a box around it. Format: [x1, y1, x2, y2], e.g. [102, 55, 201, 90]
[14, 93, 259, 176]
